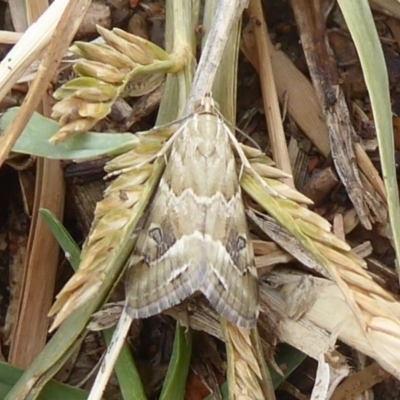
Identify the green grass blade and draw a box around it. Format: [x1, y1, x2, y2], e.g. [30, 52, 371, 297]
[159, 324, 192, 400]
[0, 362, 88, 400]
[337, 0, 400, 276]
[102, 328, 147, 400]
[0, 108, 136, 160]
[40, 209, 81, 270]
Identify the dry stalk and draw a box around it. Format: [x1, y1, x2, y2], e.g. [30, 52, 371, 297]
[247, 0, 294, 188]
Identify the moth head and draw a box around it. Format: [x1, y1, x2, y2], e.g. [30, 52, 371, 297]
[196, 92, 220, 114]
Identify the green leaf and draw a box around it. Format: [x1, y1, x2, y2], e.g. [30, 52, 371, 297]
[159, 324, 192, 400]
[0, 362, 88, 400]
[103, 328, 148, 400]
[40, 209, 81, 271]
[0, 107, 136, 160]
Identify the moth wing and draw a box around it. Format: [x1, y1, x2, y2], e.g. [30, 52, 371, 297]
[126, 105, 259, 328]
[125, 240, 203, 319]
[200, 189, 259, 328]
[125, 176, 205, 319]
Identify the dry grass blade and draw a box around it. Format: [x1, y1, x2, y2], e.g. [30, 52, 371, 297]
[9, 156, 65, 368]
[248, 0, 294, 188]
[0, 0, 67, 101]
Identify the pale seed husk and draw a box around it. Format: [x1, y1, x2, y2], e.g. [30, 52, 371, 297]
[74, 60, 126, 83]
[51, 96, 83, 120]
[113, 27, 169, 61]
[264, 177, 313, 204]
[53, 77, 117, 101]
[73, 86, 117, 102]
[105, 166, 153, 192]
[95, 188, 143, 214]
[295, 219, 351, 252]
[278, 199, 332, 232]
[77, 101, 112, 119]
[251, 162, 292, 179]
[240, 143, 265, 159]
[97, 25, 154, 65]
[50, 118, 97, 143]
[312, 242, 366, 270]
[71, 42, 136, 69]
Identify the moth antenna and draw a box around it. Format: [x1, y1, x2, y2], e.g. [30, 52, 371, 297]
[224, 120, 280, 197]
[88, 305, 133, 400]
[105, 154, 159, 179]
[105, 119, 189, 179]
[234, 125, 262, 151]
[211, 104, 262, 151]
[223, 122, 252, 170]
[201, 95, 261, 152]
[238, 162, 245, 181]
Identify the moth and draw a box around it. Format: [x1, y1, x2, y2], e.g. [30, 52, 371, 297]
[125, 94, 259, 328]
